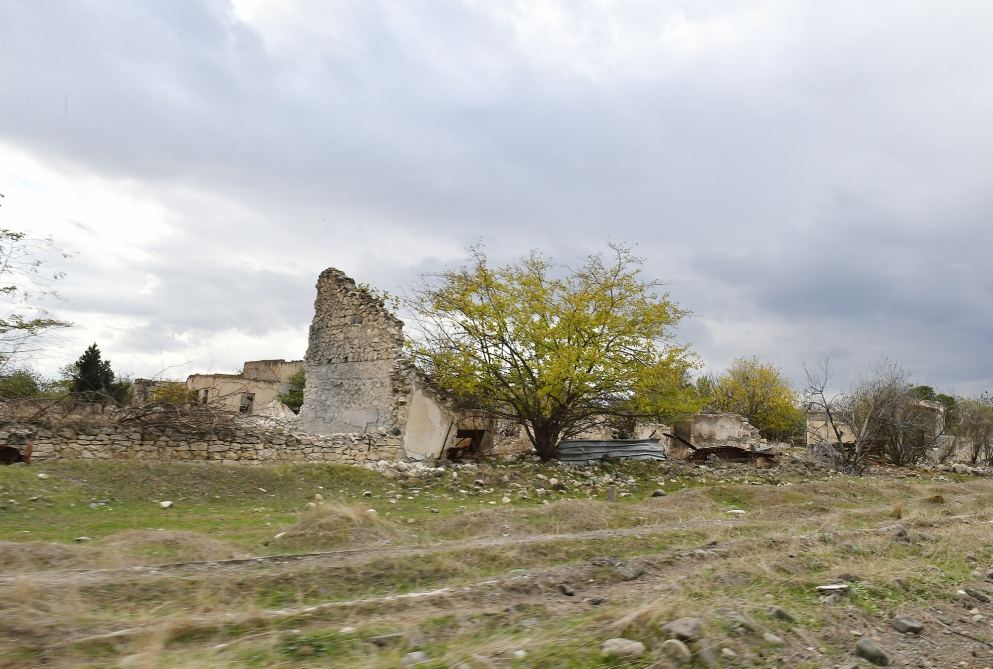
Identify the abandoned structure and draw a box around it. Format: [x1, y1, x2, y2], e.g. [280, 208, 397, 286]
[805, 398, 945, 448]
[294, 268, 783, 462]
[672, 413, 767, 457]
[187, 359, 303, 415]
[297, 268, 493, 460]
[133, 360, 303, 416]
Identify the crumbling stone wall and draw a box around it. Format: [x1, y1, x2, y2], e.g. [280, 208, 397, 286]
[298, 269, 410, 434]
[674, 413, 765, 456]
[1, 420, 403, 465]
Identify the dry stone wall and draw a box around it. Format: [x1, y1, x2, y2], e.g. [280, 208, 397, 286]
[0, 420, 404, 465]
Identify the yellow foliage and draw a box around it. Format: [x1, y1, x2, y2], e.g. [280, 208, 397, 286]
[708, 357, 804, 441]
[410, 244, 700, 459]
[150, 382, 194, 405]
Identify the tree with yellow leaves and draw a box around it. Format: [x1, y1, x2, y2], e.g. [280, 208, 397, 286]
[706, 357, 804, 441]
[408, 244, 701, 461]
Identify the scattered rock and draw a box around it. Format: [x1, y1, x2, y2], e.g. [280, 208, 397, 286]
[690, 640, 719, 668]
[402, 651, 429, 666]
[616, 563, 645, 580]
[721, 647, 737, 658]
[965, 587, 991, 603]
[73, 536, 91, 543]
[501, 496, 511, 504]
[722, 610, 758, 632]
[894, 525, 910, 542]
[651, 489, 667, 497]
[36, 473, 49, 480]
[586, 597, 605, 606]
[890, 615, 924, 634]
[558, 583, 575, 596]
[339, 626, 356, 634]
[661, 617, 703, 642]
[511, 650, 527, 659]
[601, 638, 645, 658]
[369, 633, 405, 648]
[768, 605, 795, 622]
[855, 637, 890, 666]
[660, 638, 692, 664]
[159, 501, 173, 509]
[762, 632, 785, 646]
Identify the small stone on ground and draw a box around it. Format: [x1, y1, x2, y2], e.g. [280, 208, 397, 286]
[762, 632, 785, 646]
[660, 638, 692, 664]
[661, 616, 704, 642]
[402, 651, 429, 666]
[769, 605, 795, 622]
[601, 638, 645, 658]
[890, 615, 924, 634]
[855, 636, 890, 666]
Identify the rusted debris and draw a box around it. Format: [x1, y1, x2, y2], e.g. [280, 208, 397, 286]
[686, 446, 775, 464]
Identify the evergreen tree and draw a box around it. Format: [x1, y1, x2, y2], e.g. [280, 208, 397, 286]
[67, 343, 128, 402]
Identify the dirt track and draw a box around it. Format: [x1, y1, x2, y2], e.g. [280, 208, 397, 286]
[7, 475, 993, 667]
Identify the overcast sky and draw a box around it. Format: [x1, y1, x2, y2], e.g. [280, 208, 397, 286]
[1, 1, 991, 394]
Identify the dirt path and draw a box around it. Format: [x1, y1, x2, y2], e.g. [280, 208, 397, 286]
[10, 476, 993, 668]
[55, 510, 977, 645]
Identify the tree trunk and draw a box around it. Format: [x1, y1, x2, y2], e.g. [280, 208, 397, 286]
[532, 423, 562, 462]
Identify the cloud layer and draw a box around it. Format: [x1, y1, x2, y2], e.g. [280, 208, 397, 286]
[1, 1, 991, 393]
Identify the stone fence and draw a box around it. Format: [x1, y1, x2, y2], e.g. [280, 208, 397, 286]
[0, 418, 405, 465]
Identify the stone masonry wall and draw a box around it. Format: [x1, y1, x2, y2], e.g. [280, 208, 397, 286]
[298, 268, 411, 435]
[0, 420, 404, 465]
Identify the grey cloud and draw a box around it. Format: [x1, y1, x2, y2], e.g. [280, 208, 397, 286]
[2, 1, 992, 393]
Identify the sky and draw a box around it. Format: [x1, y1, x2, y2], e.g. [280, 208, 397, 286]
[1, 1, 991, 394]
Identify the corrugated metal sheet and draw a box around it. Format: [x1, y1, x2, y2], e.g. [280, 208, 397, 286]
[556, 438, 668, 465]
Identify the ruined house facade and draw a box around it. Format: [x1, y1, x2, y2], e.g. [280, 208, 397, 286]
[187, 359, 303, 415]
[298, 268, 491, 460]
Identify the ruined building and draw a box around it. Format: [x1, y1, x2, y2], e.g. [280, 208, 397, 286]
[187, 359, 303, 415]
[298, 268, 492, 460]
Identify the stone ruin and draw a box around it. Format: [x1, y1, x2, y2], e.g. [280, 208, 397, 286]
[296, 269, 774, 462]
[3, 267, 779, 466]
[298, 268, 492, 460]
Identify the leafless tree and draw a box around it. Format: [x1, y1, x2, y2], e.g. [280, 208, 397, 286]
[804, 359, 936, 472]
[0, 215, 72, 370]
[953, 394, 993, 464]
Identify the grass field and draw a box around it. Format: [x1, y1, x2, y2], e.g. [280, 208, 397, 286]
[2, 458, 993, 668]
